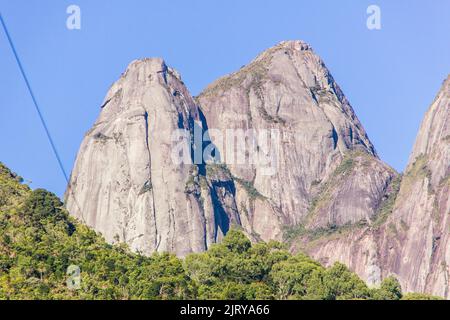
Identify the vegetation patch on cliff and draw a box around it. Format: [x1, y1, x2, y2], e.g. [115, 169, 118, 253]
[399, 154, 433, 196]
[304, 152, 361, 224]
[205, 163, 266, 201]
[283, 220, 368, 246]
[372, 174, 402, 227]
[233, 177, 266, 200]
[205, 163, 232, 180]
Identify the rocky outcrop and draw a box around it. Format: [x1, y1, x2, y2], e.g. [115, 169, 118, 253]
[292, 76, 450, 298]
[65, 58, 239, 256]
[378, 75, 450, 297]
[67, 41, 395, 255]
[196, 41, 395, 241]
[305, 151, 396, 230]
[66, 40, 449, 298]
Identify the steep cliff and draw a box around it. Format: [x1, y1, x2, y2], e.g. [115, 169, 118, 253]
[292, 76, 450, 298]
[379, 75, 450, 297]
[65, 58, 239, 256]
[196, 41, 396, 241]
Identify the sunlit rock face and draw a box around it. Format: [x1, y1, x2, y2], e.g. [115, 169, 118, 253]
[292, 76, 450, 298]
[378, 76, 450, 298]
[197, 41, 394, 242]
[65, 58, 240, 256]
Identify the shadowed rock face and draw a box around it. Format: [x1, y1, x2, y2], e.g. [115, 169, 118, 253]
[294, 76, 450, 298]
[65, 58, 239, 256]
[197, 41, 395, 241]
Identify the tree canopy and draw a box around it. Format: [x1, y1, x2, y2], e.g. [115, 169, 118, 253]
[0, 163, 442, 300]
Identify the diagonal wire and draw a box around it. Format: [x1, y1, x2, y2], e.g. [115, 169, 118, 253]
[0, 12, 69, 184]
[0, 12, 87, 224]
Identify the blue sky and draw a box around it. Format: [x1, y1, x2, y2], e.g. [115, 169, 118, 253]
[0, 0, 449, 197]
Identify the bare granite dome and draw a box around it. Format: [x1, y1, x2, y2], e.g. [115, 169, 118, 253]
[197, 40, 391, 241]
[65, 57, 239, 256]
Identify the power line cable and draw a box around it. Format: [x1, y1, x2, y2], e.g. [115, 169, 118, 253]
[0, 12, 69, 184]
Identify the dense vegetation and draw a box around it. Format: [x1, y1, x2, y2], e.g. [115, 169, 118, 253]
[0, 163, 442, 300]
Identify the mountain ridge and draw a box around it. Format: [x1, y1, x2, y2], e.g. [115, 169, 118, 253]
[63, 40, 449, 298]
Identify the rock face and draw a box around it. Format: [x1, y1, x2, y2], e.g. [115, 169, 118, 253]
[379, 75, 450, 297]
[65, 58, 240, 256]
[67, 41, 395, 256]
[196, 41, 395, 241]
[293, 76, 450, 298]
[66, 41, 395, 253]
[66, 40, 449, 297]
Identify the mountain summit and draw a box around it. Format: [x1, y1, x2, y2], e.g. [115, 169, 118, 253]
[380, 75, 450, 296]
[197, 40, 395, 241]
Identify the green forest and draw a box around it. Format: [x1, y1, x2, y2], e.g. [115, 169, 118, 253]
[0, 163, 441, 300]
